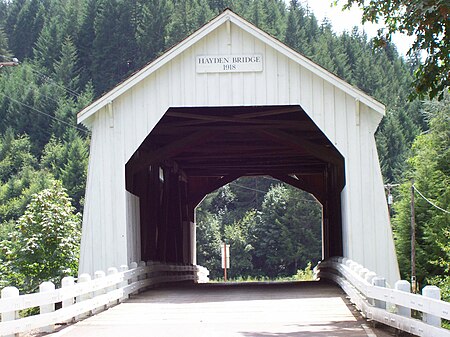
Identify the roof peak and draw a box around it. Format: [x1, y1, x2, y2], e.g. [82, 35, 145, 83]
[78, 9, 384, 125]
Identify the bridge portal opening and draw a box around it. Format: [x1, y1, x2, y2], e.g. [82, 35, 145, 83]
[125, 105, 345, 266]
[196, 176, 323, 280]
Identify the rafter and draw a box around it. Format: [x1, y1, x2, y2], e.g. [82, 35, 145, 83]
[131, 130, 217, 174]
[189, 174, 241, 207]
[261, 129, 343, 166]
[271, 174, 325, 205]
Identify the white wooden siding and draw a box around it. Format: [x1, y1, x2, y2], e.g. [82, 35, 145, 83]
[79, 16, 400, 286]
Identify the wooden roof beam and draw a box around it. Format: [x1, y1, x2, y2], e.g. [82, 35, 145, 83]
[271, 174, 325, 205]
[189, 174, 241, 207]
[261, 129, 343, 167]
[131, 130, 217, 174]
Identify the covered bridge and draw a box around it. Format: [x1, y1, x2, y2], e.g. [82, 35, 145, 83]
[77, 10, 400, 286]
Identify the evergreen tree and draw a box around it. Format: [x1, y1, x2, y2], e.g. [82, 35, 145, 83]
[33, 16, 62, 71]
[251, 184, 321, 277]
[53, 36, 80, 96]
[136, 0, 168, 67]
[91, 0, 138, 95]
[0, 131, 54, 226]
[77, 0, 98, 88]
[0, 27, 12, 59]
[60, 130, 89, 212]
[166, 0, 214, 48]
[8, 0, 45, 61]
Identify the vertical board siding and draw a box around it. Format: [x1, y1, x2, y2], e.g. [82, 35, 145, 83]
[277, 53, 289, 104]
[126, 192, 141, 264]
[288, 61, 301, 103]
[323, 82, 336, 143]
[345, 93, 364, 262]
[80, 21, 399, 286]
[360, 104, 376, 270]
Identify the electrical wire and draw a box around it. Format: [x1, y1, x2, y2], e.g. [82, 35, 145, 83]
[7, 82, 64, 106]
[230, 182, 267, 194]
[413, 184, 450, 214]
[29, 67, 82, 98]
[0, 92, 88, 134]
[229, 181, 319, 204]
[1, 54, 82, 99]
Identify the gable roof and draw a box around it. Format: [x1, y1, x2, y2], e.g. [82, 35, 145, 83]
[77, 9, 385, 125]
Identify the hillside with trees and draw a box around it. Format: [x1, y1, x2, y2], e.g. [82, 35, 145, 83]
[0, 0, 447, 294]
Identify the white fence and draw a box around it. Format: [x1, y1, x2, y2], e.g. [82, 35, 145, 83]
[316, 257, 450, 337]
[0, 261, 209, 337]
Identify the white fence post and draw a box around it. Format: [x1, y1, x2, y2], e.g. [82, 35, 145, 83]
[76, 273, 92, 320]
[107, 267, 119, 307]
[119, 264, 129, 302]
[129, 261, 138, 295]
[395, 280, 411, 318]
[93, 270, 106, 313]
[1, 286, 19, 337]
[372, 277, 386, 309]
[422, 285, 441, 327]
[61, 276, 75, 323]
[39, 281, 55, 333]
[138, 261, 147, 290]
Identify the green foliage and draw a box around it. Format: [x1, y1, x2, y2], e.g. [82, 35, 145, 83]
[224, 210, 259, 278]
[0, 27, 12, 59]
[196, 206, 222, 278]
[197, 180, 322, 280]
[293, 262, 314, 281]
[335, 0, 449, 100]
[252, 184, 322, 278]
[392, 95, 450, 285]
[0, 132, 54, 225]
[0, 181, 81, 292]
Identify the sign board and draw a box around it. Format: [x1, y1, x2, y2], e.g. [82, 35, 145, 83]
[221, 243, 230, 269]
[196, 54, 263, 73]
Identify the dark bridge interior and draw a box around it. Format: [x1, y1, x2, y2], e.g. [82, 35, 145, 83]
[125, 105, 345, 264]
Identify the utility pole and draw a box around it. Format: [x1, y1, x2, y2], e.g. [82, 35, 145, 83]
[410, 179, 416, 293]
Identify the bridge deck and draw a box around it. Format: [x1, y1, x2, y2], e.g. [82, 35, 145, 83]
[49, 281, 393, 337]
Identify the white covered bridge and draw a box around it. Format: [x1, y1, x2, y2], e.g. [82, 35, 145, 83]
[2, 10, 450, 337]
[76, 9, 399, 286]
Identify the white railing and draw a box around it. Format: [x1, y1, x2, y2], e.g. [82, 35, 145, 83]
[0, 261, 209, 337]
[315, 257, 450, 337]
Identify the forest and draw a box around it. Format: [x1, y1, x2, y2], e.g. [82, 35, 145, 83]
[0, 0, 447, 300]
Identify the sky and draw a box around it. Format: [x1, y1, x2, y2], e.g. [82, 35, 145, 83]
[301, 0, 415, 57]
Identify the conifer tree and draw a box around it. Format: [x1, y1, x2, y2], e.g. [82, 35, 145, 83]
[136, 0, 168, 67]
[0, 28, 11, 59]
[8, 0, 45, 61]
[53, 36, 80, 96]
[33, 17, 62, 71]
[77, 0, 98, 88]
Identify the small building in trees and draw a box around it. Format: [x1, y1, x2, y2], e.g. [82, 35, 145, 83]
[77, 10, 400, 285]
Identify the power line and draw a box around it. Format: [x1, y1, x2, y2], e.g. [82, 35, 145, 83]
[29, 68, 82, 98]
[1, 55, 83, 102]
[229, 181, 319, 204]
[230, 182, 267, 194]
[0, 92, 88, 134]
[413, 184, 450, 214]
[7, 81, 64, 106]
